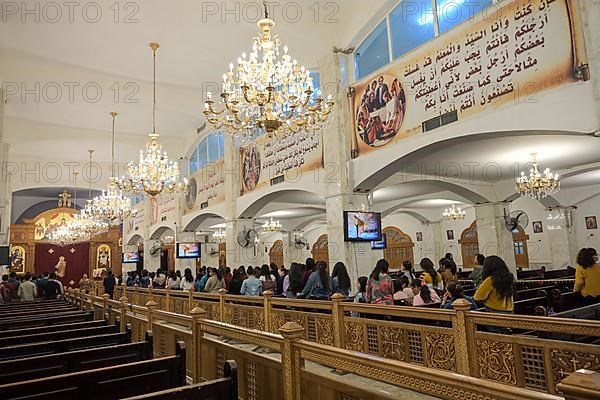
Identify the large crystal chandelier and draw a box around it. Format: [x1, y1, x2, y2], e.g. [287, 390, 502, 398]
[71, 150, 109, 239]
[89, 112, 136, 223]
[262, 217, 282, 233]
[117, 43, 188, 197]
[203, 4, 334, 142]
[517, 153, 560, 200]
[48, 173, 86, 245]
[442, 204, 466, 221]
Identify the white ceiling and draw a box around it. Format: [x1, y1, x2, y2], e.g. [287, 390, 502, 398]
[0, 0, 386, 162]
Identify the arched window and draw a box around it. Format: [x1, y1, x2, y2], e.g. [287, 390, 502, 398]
[269, 240, 284, 267]
[382, 227, 414, 268]
[311, 234, 329, 267]
[459, 221, 530, 269]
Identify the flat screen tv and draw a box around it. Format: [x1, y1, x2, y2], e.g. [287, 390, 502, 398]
[344, 211, 382, 242]
[122, 251, 140, 263]
[176, 242, 200, 259]
[0, 246, 9, 265]
[371, 234, 387, 250]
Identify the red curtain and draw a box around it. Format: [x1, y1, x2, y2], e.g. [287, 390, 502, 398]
[34, 242, 90, 287]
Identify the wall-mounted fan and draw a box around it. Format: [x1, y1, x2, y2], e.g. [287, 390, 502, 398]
[149, 243, 162, 257]
[237, 228, 258, 248]
[208, 247, 219, 257]
[294, 237, 309, 249]
[504, 210, 529, 232]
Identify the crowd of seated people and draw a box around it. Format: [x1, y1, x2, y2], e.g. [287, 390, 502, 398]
[113, 246, 600, 316]
[1, 271, 64, 303]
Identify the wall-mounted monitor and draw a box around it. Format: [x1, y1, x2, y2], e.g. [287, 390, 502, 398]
[371, 234, 387, 250]
[344, 211, 382, 242]
[122, 251, 140, 264]
[176, 242, 201, 259]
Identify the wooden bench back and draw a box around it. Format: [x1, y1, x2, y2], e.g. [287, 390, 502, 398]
[0, 340, 187, 400]
[0, 327, 132, 362]
[0, 331, 153, 384]
[123, 360, 238, 400]
[0, 311, 93, 331]
[0, 320, 106, 337]
[0, 324, 119, 347]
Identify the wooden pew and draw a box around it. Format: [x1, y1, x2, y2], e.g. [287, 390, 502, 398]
[515, 286, 555, 301]
[550, 289, 579, 313]
[0, 340, 187, 400]
[0, 299, 66, 309]
[0, 331, 154, 384]
[0, 304, 78, 318]
[124, 360, 238, 400]
[0, 310, 93, 331]
[0, 324, 119, 347]
[514, 296, 548, 315]
[0, 320, 106, 337]
[0, 327, 132, 361]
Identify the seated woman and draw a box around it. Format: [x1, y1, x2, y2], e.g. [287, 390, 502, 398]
[393, 276, 414, 305]
[419, 258, 444, 292]
[298, 262, 332, 300]
[473, 255, 515, 313]
[411, 279, 441, 306]
[442, 282, 477, 310]
[331, 262, 351, 298]
[574, 247, 600, 306]
[439, 257, 458, 290]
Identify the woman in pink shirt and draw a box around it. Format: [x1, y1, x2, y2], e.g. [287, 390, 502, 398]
[411, 279, 441, 306]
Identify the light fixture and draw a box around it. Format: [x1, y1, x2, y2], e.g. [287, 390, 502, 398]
[213, 228, 226, 242]
[72, 150, 109, 239]
[89, 112, 136, 223]
[117, 43, 188, 197]
[516, 153, 560, 200]
[262, 217, 282, 232]
[442, 204, 466, 221]
[203, 2, 334, 142]
[48, 172, 86, 246]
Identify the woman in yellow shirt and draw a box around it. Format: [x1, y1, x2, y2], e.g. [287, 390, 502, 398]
[574, 248, 600, 305]
[474, 255, 515, 313]
[419, 258, 443, 291]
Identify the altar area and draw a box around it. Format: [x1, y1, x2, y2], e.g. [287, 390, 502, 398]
[9, 206, 121, 286]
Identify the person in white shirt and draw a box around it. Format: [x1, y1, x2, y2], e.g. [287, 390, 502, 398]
[18, 273, 37, 301]
[180, 268, 195, 291]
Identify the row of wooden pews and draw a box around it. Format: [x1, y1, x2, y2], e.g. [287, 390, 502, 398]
[0, 298, 238, 400]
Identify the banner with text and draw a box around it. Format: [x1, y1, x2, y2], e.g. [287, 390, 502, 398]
[240, 132, 323, 195]
[150, 193, 177, 226]
[185, 159, 226, 212]
[351, 0, 577, 157]
[124, 205, 145, 237]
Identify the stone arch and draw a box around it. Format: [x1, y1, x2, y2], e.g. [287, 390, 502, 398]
[238, 189, 324, 219]
[311, 234, 329, 266]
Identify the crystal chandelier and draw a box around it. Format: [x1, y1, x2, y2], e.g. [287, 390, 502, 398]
[48, 173, 85, 246]
[442, 204, 466, 221]
[213, 229, 226, 242]
[117, 43, 188, 197]
[89, 112, 136, 223]
[262, 217, 282, 232]
[72, 150, 110, 239]
[516, 153, 560, 200]
[203, 4, 334, 142]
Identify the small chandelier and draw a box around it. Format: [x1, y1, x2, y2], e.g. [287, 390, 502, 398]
[262, 217, 282, 232]
[213, 229, 226, 242]
[203, 3, 334, 142]
[517, 153, 560, 200]
[48, 172, 85, 246]
[443, 204, 466, 221]
[89, 112, 136, 223]
[117, 43, 188, 197]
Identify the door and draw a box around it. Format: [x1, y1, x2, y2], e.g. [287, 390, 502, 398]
[269, 240, 284, 267]
[382, 227, 414, 268]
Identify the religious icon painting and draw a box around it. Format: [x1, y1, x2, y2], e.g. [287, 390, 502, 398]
[10, 245, 26, 275]
[355, 74, 406, 147]
[97, 244, 111, 270]
[585, 216, 598, 230]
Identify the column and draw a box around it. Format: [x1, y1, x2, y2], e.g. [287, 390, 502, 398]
[547, 207, 578, 269]
[474, 203, 516, 273]
[224, 218, 262, 267]
[0, 88, 9, 246]
[319, 52, 373, 285]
